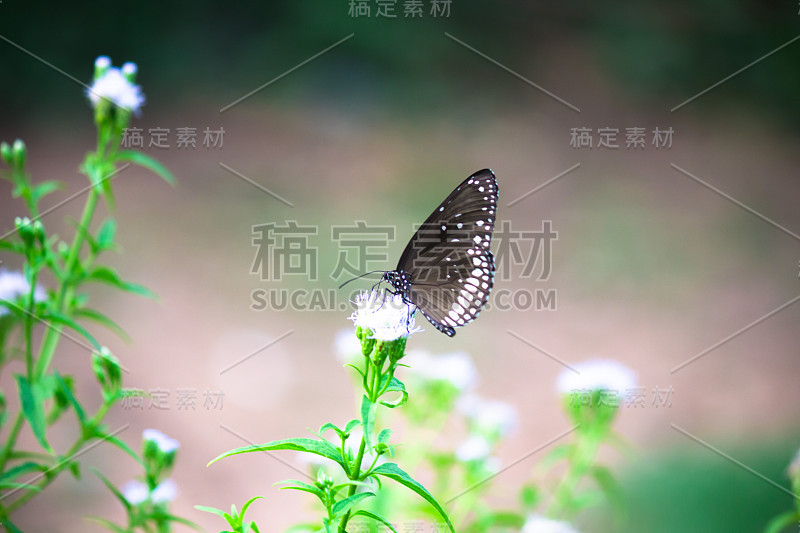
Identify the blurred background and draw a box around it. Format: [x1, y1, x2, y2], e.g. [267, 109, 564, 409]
[1, 1, 800, 531]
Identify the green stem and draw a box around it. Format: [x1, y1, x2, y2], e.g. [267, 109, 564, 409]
[338, 436, 367, 533]
[339, 355, 381, 532]
[23, 271, 37, 381]
[34, 187, 99, 380]
[0, 413, 24, 474]
[5, 398, 112, 513]
[548, 432, 600, 519]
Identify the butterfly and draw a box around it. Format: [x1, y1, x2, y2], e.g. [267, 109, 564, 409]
[383, 169, 498, 336]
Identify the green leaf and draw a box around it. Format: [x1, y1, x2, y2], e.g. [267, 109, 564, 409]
[2, 518, 25, 533]
[15, 374, 51, 452]
[86, 517, 128, 533]
[116, 150, 177, 186]
[591, 465, 625, 519]
[68, 460, 81, 480]
[379, 377, 407, 409]
[96, 218, 117, 250]
[351, 510, 399, 533]
[55, 372, 87, 427]
[278, 480, 326, 502]
[208, 438, 345, 469]
[539, 443, 572, 472]
[196, 506, 237, 529]
[83, 266, 157, 299]
[194, 505, 230, 520]
[99, 432, 142, 465]
[100, 175, 116, 211]
[319, 422, 344, 439]
[370, 463, 454, 533]
[0, 240, 23, 254]
[0, 481, 42, 491]
[344, 363, 365, 381]
[75, 308, 130, 342]
[240, 495, 264, 521]
[519, 482, 539, 509]
[344, 419, 361, 434]
[31, 180, 63, 205]
[361, 396, 376, 449]
[93, 469, 131, 512]
[164, 514, 204, 531]
[42, 311, 102, 350]
[377, 429, 392, 445]
[331, 491, 374, 516]
[0, 461, 44, 482]
[764, 510, 800, 533]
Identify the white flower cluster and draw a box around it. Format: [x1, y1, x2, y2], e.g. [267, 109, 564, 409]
[0, 269, 45, 317]
[454, 394, 518, 472]
[458, 394, 519, 438]
[122, 478, 178, 505]
[143, 428, 180, 453]
[556, 359, 636, 395]
[87, 56, 145, 113]
[405, 349, 478, 391]
[349, 290, 421, 341]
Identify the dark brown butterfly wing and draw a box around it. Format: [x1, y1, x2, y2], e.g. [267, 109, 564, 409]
[395, 169, 498, 336]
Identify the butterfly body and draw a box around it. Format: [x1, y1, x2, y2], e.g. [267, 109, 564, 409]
[383, 169, 498, 336]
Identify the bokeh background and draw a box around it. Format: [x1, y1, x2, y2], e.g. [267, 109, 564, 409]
[1, 1, 800, 531]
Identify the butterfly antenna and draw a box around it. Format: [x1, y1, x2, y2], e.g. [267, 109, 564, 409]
[338, 270, 387, 290]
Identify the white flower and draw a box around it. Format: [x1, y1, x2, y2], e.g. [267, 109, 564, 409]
[151, 479, 178, 504]
[87, 66, 145, 113]
[94, 56, 111, 70]
[522, 515, 581, 533]
[348, 290, 421, 341]
[121, 480, 149, 506]
[121, 62, 138, 78]
[334, 328, 362, 362]
[457, 395, 518, 437]
[456, 435, 491, 462]
[556, 359, 637, 395]
[0, 269, 46, 316]
[143, 429, 180, 453]
[406, 350, 478, 391]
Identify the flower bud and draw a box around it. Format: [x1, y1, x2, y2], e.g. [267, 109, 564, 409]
[151, 478, 177, 504]
[93, 56, 111, 81]
[315, 469, 334, 490]
[30, 220, 45, 245]
[11, 139, 25, 169]
[373, 442, 391, 456]
[121, 62, 138, 82]
[91, 347, 122, 399]
[0, 142, 11, 166]
[15, 217, 35, 247]
[53, 377, 73, 411]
